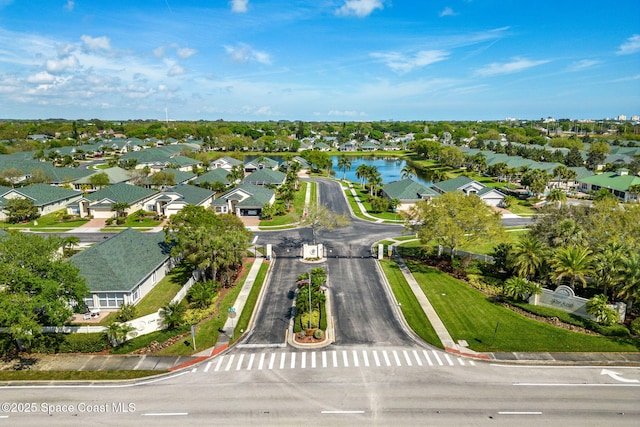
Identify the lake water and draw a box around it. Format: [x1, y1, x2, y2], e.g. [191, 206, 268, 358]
[244, 155, 431, 186]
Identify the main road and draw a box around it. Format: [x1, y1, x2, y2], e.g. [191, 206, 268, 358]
[5, 179, 638, 426]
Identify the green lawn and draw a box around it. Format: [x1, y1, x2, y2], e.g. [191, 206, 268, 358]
[2, 209, 89, 230]
[232, 261, 268, 344]
[404, 260, 639, 353]
[134, 263, 191, 317]
[0, 370, 164, 381]
[260, 181, 312, 227]
[379, 260, 443, 348]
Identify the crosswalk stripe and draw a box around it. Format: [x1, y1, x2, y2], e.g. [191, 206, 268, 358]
[470, 360, 475, 366]
[290, 352, 296, 369]
[204, 361, 212, 373]
[392, 350, 402, 366]
[373, 350, 381, 367]
[403, 350, 412, 366]
[279, 352, 286, 370]
[311, 352, 316, 369]
[362, 350, 369, 367]
[268, 353, 276, 370]
[444, 353, 454, 366]
[322, 351, 327, 368]
[382, 350, 391, 367]
[258, 353, 265, 370]
[458, 357, 465, 366]
[423, 350, 433, 366]
[225, 354, 235, 371]
[247, 353, 255, 370]
[352, 350, 359, 367]
[342, 350, 349, 367]
[236, 354, 244, 371]
[332, 351, 338, 368]
[214, 356, 224, 372]
[301, 352, 306, 369]
[432, 350, 443, 366]
[412, 350, 422, 366]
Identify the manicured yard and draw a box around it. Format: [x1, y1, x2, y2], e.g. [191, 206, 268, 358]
[2, 209, 89, 230]
[379, 260, 443, 348]
[134, 263, 191, 317]
[260, 180, 313, 227]
[0, 370, 164, 381]
[232, 261, 269, 344]
[404, 260, 639, 353]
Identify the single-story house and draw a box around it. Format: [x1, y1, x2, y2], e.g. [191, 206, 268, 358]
[140, 169, 197, 189]
[241, 168, 287, 187]
[142, 184, 215, 217]
[0, 183, 83, 221]
[381, 179, 440, 212]
[210, 156, 244, 171]
[193, 168, 233, 187]
[68, 182, 158, 218]
[71, 228, 177, 310]
[431, 176, 506, 207]
[578, 169, 640, 202]
[212, 183, 275, 217]
[244, 157, 280, 172]
[72, 166, 132, 191]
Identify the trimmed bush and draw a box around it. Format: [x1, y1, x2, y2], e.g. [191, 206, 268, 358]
[314, 329, 323, 339]
[630, 318, 640, 336]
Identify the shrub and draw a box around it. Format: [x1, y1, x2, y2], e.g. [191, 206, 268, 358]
[116, 217, 126, 225]
[313, 329, 323, 339]
[105, 217, 114, 225]
[630, 318, 640, 336]
[116, 303, 137, 322]
[298, 331, 305, 339]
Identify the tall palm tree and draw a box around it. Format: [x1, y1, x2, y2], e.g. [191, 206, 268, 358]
[508, 235, 549, 280]
[355, 163, 369, 187]
[337, 156, 352, 181]
[592, 242, 625, 297]
[616, 252, 640, 313]
[400, 164, 417, 180]
[551, 246, 594, 290]
[546, 188, 567, 207]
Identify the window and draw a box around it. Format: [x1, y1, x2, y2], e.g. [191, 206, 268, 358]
[98, 293, 125, 308]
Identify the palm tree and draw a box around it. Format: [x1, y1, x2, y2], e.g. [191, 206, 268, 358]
[337, 156, 352, 181]
[628, 184, 640, 202]
[105, 322, 134, 347]
[616, 252, 640, 314]
[507, 235, 549, 280]
[592, 242, 625, 297]
[503, 276, 542, 301]
[551, 246, 594, 290]
[355, 164, 369, 187]
[546, 188, 567, 207]
[400, 164, 417, 180]
[111, 201, 130, 218]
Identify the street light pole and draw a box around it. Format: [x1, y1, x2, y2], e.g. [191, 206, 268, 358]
[308, 271, 312, 329]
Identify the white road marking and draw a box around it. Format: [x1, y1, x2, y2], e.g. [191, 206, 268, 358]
[322, 351, 327, 368]
[382, 350, 391, 367]
[224, 355, 235, 371]
[470, 360, 475, 366]
[301, 352, 306, 369]
[432, 350, 443, 366]
[373, 350, 381, 367]
[203, 362, 212, 373]
[247, 353, 255, 370]
[236, 354, 245, 371]
[423, 350, 433, 366]
[268, 353, 276, 370]
[332, 351, 338, 368]
[498, 411, 542, 415]
[352, 350, 359, 367]
[342, 351, 349, 367]
[444, 353, 454, 366]
[392, 350, 402, 366]
[403, 350, 412, 366]
[413, 350, 422, 366]
[311, 352, 316, 369]
[362, 350, 370, 367]
[458, 357, 465, 366]
[321, 410, 365, 414]
[214, 356, 224, 372]
[290, 352, 296, 369]
[279, 352, 286, 370]
[258, 353, 265, 370]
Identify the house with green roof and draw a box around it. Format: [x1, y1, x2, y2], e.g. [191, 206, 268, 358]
[244, 157, 280, 172]
[211, 156, 244, 171]
[69, 182, 158, 218]
[578, 169, 640, 202]
[142, 184, 215, 217]
[382, 179, 440, 212]
[194, 168, 232, 187]
[432, 176, 506, 207]
[141, 169, 197, 189]
[241, 168, 286, 187]
[0, 184, 82, 221]
[72, 166, 132, 190]
[71, 228, 176, 310]
[212, 183, 275, 217]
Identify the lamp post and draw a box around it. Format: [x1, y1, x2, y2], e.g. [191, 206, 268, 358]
[308, 271, 312, 329]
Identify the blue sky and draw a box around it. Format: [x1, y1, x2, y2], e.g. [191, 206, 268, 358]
[0, 0, 638, 121]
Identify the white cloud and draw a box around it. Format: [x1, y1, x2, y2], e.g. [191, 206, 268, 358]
[64, 0, 75, 11]
[225, 43, 271, 65]
[167, 65, 185, 76]
[26, 71, 56, 83]
[231, 0, 248, 13]
[81, 35, 111, 52]
[439, 7, 457, 17]
[567, 59, 599, 72]
[370, 50, 449, 74]
[327, 110, 367, 117]
[617, 34, 640, 55]
[176, 47, 197, 59]
[336, 0, 383, 18]
[45, 55, 79, 73]
[475, 57, 550, 77]
[153, 46, 166, 58]
[612, 74, 640, 82]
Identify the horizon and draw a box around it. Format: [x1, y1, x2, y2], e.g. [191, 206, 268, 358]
[0, 1, 638, 121]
